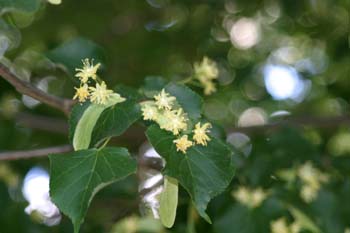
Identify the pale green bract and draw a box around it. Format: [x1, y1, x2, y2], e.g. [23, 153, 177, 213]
[289, 206, 321, 233]
[159, 176, 179, 228]
[72, 93, 125, 151]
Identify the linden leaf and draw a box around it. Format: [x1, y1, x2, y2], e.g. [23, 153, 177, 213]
[72, 94, 125, 150]
[49, 147, 136, 233]
[141, 76, 167, 98]
[146, 125, 235, 223]
[46, 37, 105, 76]
[90, 98, 141, 145]
[164, 83, 203, 122]
[159, 176, 179, 228]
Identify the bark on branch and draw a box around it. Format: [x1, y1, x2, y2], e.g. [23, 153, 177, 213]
[229, 115, 350, 134]
[0, 62, 75, 115]
[0, 145, 73, 161]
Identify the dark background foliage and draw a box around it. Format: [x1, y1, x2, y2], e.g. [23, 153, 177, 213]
[0, 0, 349, 232]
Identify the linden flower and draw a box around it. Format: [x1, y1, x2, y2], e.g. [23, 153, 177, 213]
[271, 218, 289, 233]
[193, 122, 211, 146]
[194, 57, 219, 96]
[89, 81, 114, 105]
[164, 108, 188, 135]
[154, 89, 176, 110]
[300, 185, 318, 203]
[297, 162, 328, 203]
[233, 186, 250, 205]
[203, 81, 217, 95]
[290, 222, 302, 233]
[141, 103, 158, 121]
[174, 135, 193, 154]
[75, 58, 101, 83]
[233, 186, 267, 208]
[194, 56, 219, 81]
[73, 84, 90, 103]
[250, 188, 268, 208]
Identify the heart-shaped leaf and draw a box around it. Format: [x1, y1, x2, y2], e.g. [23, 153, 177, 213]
[91, 98, 141, 145]
[146, 125, 235, 223]
[49, 147, 137, 233]
[164, 83, 203, 122]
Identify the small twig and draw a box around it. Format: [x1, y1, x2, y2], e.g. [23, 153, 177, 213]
[0, 145, 73, 161]
[0, 62, 75, 115]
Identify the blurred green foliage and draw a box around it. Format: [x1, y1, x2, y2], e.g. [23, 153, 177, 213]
[0, 0, 349, 232]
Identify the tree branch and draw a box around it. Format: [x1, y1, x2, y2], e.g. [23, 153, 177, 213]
[0, 62, 75, 115]
[229, 115, 350, 134]
[15, 112, 68, 135]
[0, 145, 73, 161]
[1, 114, 350, 161]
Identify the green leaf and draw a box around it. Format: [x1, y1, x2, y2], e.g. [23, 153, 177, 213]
[90, 98, 141, 145]
[0, 0, 41, 14]
[46, 37, 106, 76]
[69, 88, 141, 147]
[72, 94, 125, 150]
[146, 125, 235, 223]
[164, 83, 203, 122]
[141, 76, 167, 98]
[159, 176, 178, 228]
[114, 84, 142, 102]
[49, 147, 137, 233]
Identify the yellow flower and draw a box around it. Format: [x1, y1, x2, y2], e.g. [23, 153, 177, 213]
[154, 89, 176, 110]
[193, 57, 219, 96]
[203, 81, 217, 95]
[297, 162, 328, 203]
[141, 102, 158, 121]
[164, 108, 188, 135]
[233, 186, 250, 205]
[233, 186, 267, 208]
[75, 58, 101, 83]
[173, 135, 193, 154]
[193, 122, 211, 146]
[251, 188, 268, 208]
[73, 84, 90, 103]
[271, 218, 289, 233]
[89, 81, 114, 105]
[194, 57, 219, 81]
[290, 222, 302, 233]
[300, 185, 317, 203]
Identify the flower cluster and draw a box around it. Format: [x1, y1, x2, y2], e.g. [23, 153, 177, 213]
[141, 89, 212, 154]
[270, 218, 302, 233]
[193, 57, 219, 95]
[72, 59, 118, 105]
[232, 186, 268, 208]
[297, 162, 329, 203]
